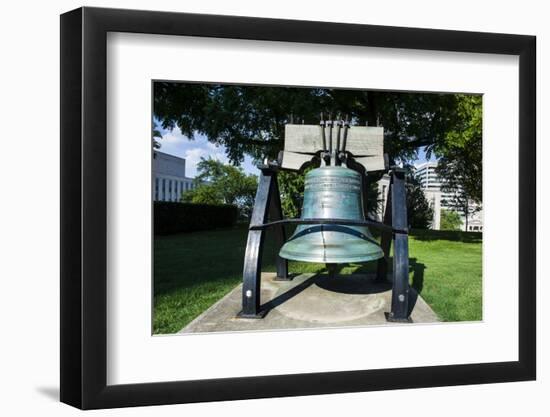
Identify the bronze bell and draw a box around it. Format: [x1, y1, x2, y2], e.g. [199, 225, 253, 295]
[279, 165, 383, 265]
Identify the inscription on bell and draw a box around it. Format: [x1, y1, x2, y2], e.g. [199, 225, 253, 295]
[305, 177, 361, 192]
[279, 165, 384, 264]
[306, 177, 360, 185]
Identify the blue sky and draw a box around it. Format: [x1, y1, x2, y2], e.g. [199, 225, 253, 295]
[156, 124, 436, 177]
[416, 147, 438, 164]
[156, 125, 256, 177]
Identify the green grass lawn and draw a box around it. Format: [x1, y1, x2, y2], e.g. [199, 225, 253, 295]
[154, 224, 482, 334]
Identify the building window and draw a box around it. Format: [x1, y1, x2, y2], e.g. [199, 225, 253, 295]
[155, 178, 159, 201]
[162, 179, 166, 201]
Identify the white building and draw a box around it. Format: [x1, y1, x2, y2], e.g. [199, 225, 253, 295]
[415, 162, 483, 232]
[153, 151, 196, 202]
[414, 162, 458, 211]
[376, 162, 483, 232]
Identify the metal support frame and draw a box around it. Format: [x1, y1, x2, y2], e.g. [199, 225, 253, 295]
[240, 160, 411, 322]
[377, 169, 412, 322]
[376, 177, 392, 283]
[240, 166, 411, 321]
[239, 166, 289, 318]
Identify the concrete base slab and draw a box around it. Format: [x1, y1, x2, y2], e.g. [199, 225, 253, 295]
[179, 272, 439, 334]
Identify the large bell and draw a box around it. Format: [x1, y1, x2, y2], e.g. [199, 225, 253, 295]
[279, 165, 384, 264]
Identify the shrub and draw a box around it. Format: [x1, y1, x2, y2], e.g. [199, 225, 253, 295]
[154, 202, 238, 235]
[440, 209, 463, 231]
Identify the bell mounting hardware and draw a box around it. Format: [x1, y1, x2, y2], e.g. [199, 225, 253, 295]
[239, 116, 412, 323]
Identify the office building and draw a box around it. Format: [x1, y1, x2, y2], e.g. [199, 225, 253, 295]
[153, 151, 196, 202]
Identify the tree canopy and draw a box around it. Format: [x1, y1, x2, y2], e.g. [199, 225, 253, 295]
[155, 83, 483, 220]
[406, 174, 434, 229]
[182, 158, 258, 218]
[440, 209, 463, 231]
[154, 83, 475, 167]
[435, 95, 482, 204]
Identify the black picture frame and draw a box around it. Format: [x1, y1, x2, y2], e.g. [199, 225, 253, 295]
[60, 6, 536, 410]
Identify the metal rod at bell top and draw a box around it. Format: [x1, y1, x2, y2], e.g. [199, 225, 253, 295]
[335, 116, 342, 165]
[328, 114, 333, 159]
[341, 115, 350, 152]
[320, 113, 327, 148]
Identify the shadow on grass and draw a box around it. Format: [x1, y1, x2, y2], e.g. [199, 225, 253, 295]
[408, 258, 425, 316]
[411, 229, 482, 243]
[155, 226, 477, 300]
[349, 257, 425, 316]
[410, 257, 425, 294]
[350, 257, 425, 292]
[155, 225, 481, 332]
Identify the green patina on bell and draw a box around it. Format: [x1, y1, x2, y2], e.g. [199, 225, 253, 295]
[279, 165, 384, 264]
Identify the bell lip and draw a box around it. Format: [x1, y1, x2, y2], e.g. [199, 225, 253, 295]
[286, 166, 381, 265]
[278, 250, 384, 264]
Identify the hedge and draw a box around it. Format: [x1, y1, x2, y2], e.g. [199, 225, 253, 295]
[154, 202, 239, 235]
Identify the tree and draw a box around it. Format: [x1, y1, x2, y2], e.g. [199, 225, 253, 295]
[440, 189, 480, 231]
[182, 184, 220, 205]
[434, 95, 482, 204]
[364, 177, 383, 219]
[434, 95, 482, 231]
[406, 174, 434, 229]
[278, 170, 306, 219]
[154, 83, 469, 166]
[182, 158, 258, 218]
[440, 209, 463, 231]
[154, 84, 482, 218]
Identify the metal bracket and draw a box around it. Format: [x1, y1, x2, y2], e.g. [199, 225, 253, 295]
[377, 169, 412, 322]
[239, 167, 289, 319]
[240, 134, 411, 321]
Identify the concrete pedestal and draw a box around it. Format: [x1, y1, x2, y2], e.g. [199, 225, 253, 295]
[179, 272, 439, 334]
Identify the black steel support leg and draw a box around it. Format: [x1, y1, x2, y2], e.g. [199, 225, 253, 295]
[386, 170, 412, 322]
[376, 181, 392, 282]
[269, 175, 290, 281]
[239, 168, 285, 318]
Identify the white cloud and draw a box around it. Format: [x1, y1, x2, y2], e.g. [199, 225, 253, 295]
[158, 126, 258, 177]
[183, 146, 228, 177]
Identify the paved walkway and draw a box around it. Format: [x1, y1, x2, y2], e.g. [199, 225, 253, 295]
[179, 272, 439, 334]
